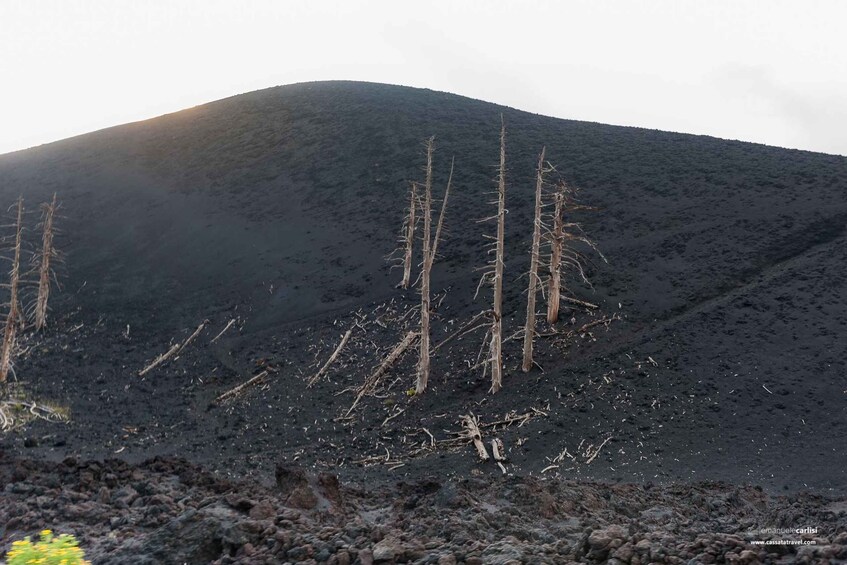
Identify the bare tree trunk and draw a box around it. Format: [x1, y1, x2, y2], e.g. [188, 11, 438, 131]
[490, 119, 507, 393]
[547, 184, 565, 324]
[431, 156, 454, 261]
[34, 193, 58, 331]
[400, 182, 418, 289]
[416, 137, 435, 394]
[0, 198, 23, 382]
[522, 147, 546, 372]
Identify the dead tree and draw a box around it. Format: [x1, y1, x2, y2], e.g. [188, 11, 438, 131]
[416, 137, 435, 394]
[546, 180, 606, 324]
[0, 198, 24, 382]
[478, 118, 509, 393]
[522, 147, 546, 372]
[33, 193, 58, 330]
[400, 182, 418, 289]
[547, 187, 565, 323]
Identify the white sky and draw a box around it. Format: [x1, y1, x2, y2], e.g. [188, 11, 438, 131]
[1, 0, 846, 156]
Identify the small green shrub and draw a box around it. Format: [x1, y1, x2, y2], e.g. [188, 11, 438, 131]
[7, 530, 90, 565]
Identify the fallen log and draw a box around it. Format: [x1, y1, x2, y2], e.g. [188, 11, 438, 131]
[461, 414, 490, 461]
[215, 369, 271, 404]
[307, 329, 352, 387]
[139, 320, 208, 377]
[346, 331, 418, 416]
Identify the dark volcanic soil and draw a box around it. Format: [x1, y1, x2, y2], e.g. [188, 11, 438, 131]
[2, 452, 845, 564]
[0, 81, 846, 561]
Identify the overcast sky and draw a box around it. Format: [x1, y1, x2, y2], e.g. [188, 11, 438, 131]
[1, 0, 846, 156]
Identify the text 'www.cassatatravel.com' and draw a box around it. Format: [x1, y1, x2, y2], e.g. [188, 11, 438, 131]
[747, 526, 819, 545]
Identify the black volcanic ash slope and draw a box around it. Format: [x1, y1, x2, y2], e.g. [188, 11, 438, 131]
[0, 81, 845, 492]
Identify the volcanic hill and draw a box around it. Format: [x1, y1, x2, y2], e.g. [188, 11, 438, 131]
[0, 80, 845, 495]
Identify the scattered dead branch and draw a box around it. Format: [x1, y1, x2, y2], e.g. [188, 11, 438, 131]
[560, 295, 599, 310]
[0, 398, 69, 432]
[381, 407, 406, 427]
[461, 414, 490, 461]
[138, 320, 208, 377]
[214, 369, 272, 404]
[565, 314, 620, 340]
[433, 309, 491, 352]
[307, 329, 352, 387]
[491, 437, 506, 461]
[478, 407, 549, 430]
[210, 318, 236, 343]
[347, 330, 418, 416]
[585, 436, 613, 464]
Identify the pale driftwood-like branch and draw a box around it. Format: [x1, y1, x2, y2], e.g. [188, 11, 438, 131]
[585, 436, 613, 464]
[215, 369, 270, 404]
[560, 295, 599, 310]
[210, 318, 236, 343]
[489, 117, 507, 393]
[138, 320, 207, 376]
[522, 147, 546, 372]
[33, 193, 58, 331]
[431, 155, 454, 261]
[416, 137, 435, 394]
[381, 407, 406, 427]
[462, 414, 490, 461]
[347, 330, 418, 416]
[491, 437, 506, 461]
[0, 198, 23, 383]
[307, 329, 352, 387]
[0, 398, 69, 431]
[400, 182, 418, 289]
[568, 314, 619, 338]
